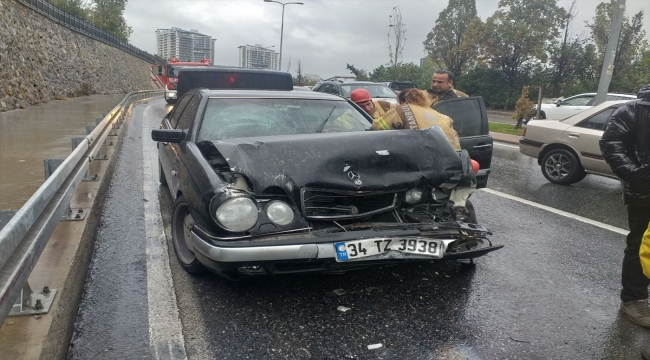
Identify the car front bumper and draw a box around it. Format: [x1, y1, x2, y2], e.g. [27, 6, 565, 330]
[189, 223, 503, 276]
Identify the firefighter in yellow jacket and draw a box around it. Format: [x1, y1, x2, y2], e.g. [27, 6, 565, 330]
[371, 88, 472, 221]
[350, 88, 395, 119]
[371, 89, 461, 150]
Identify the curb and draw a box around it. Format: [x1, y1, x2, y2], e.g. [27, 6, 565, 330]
[490, 132, 522, 146]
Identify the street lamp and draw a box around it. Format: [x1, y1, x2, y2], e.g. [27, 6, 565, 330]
[264, 0, 303, 71]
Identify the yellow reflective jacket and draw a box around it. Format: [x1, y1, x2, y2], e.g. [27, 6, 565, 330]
[371, 103, 461, 150]
[369, 100, 395, 120]
[641, 222, 650, 279]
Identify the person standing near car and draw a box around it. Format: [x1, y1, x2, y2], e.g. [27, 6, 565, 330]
[349, 88, 395, 119]
[425, 70, 468, 107]
[372, 89, 474, 222]
[599, 83, 650, 329]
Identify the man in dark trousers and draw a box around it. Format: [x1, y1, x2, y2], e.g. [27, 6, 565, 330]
[600, 83, 650, 329]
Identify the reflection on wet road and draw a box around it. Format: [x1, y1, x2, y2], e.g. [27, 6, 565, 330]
[70, 98, 647, 359]
[0, 94, 124, 210]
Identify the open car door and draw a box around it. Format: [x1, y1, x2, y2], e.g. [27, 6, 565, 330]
[432, 96, 492, 189]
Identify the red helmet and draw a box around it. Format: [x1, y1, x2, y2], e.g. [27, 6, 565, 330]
[350, 89, 372, 104]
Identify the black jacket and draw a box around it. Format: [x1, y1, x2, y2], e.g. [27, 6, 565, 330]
[599, 84, 650, 207]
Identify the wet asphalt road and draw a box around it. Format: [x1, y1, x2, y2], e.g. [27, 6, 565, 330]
[69, 98, 648, 359]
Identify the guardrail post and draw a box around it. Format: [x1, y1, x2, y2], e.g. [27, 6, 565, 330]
[9, 281, 58, 317]
[44, 159, 87, 220]
[71, 138, 99, 181]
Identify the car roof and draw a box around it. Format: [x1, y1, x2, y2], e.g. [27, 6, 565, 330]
[178, 66, 290, 76]
[568, 92, 636, 98]
[338, 81, 385, 85]
[200, 89, 346, 100]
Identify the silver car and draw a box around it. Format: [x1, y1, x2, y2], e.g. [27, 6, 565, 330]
[519, 100, 630, 185]
[535, 93, 635, 120]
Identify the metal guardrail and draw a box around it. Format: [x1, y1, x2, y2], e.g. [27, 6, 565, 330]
[15, 0, 166, 65]
[0, 90, 164, 323]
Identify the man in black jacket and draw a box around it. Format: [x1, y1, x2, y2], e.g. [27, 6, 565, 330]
[600, 83, 650, 328]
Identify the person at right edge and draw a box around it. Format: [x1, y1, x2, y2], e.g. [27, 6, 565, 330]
[599, 83, 650, 335]
[372, 89, 476, 222]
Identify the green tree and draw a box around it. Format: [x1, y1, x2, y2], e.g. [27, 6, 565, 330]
[294, 59, 303, 86]
[546, 0, 586, 97]
[423, 0, 480, 79]
[587, 0, 648, 92]
[88, 0, 132, 41]
[346, 63, 370, 81]
[477, 0, 565, 108]
[49, 0, 89, 19]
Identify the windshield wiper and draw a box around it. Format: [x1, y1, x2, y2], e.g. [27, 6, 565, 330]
[315, 106, 337, 133]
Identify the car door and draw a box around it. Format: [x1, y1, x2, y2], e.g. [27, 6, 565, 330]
[432, 96, 492, 188]
[561, 105, 619, 176]
[553, 95, 594, 119]
[171, 94, 202, 196]
[159, 94, 193, 192]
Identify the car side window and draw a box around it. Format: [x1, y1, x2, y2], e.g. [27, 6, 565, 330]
[169, 95, 193, 128]
[562, 96, 593, 106]
[577, 107, 616, 131]
[176, 95, 201, 130]
[319, 84, 338, 95]
[432, 97, 484, 137]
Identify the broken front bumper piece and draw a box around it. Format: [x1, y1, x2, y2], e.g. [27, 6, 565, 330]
[189, 222, 503, 275]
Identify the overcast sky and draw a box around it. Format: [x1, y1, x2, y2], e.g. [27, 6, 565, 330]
[125, 0, 650, 77]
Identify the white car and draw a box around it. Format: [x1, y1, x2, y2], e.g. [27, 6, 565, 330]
[520, 100, 630, 185]
[535, 93, 635, 120]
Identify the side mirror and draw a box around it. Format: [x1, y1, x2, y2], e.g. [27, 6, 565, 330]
[555, 100, 562, 107]
[152, 129, 185, 143]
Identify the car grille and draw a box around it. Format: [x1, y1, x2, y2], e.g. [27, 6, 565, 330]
[301, 188, 397, 220]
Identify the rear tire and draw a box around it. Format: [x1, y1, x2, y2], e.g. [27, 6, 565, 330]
[541, 148, 585, 185]
[171, 196, 205, 274]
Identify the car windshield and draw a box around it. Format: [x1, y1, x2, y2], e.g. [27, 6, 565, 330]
[340, 84, 396, 98]
[199, 98, 371, 141]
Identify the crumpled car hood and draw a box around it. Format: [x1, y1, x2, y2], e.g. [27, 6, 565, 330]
[212, 126, 463, 199]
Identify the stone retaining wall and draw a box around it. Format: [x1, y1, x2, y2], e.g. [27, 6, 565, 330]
[0, 0, 152, 111]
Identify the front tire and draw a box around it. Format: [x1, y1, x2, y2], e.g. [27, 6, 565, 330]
[171, 196, 205, 274]
[540, 148, 586, 185]
[165, 98, 176, 105]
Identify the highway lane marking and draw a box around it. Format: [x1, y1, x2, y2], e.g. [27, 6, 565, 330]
[142, 100, 188, 360]
[480, 188, 629, 235]
[493, 142, 520, 149]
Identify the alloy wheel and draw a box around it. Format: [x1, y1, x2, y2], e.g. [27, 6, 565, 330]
[544, 153, 572, 181]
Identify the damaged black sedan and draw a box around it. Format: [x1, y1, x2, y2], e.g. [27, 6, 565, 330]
[153, 89, 502, 278]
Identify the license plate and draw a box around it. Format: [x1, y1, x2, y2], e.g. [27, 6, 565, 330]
[334, 238, 443, 262]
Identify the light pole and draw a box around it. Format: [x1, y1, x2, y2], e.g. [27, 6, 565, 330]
[264, 0, 303, 71]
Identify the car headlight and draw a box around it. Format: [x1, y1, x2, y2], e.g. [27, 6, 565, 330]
[266, 201, 294, 226]
[215, 197, 258, 232]
[404, 188, 423, 204]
